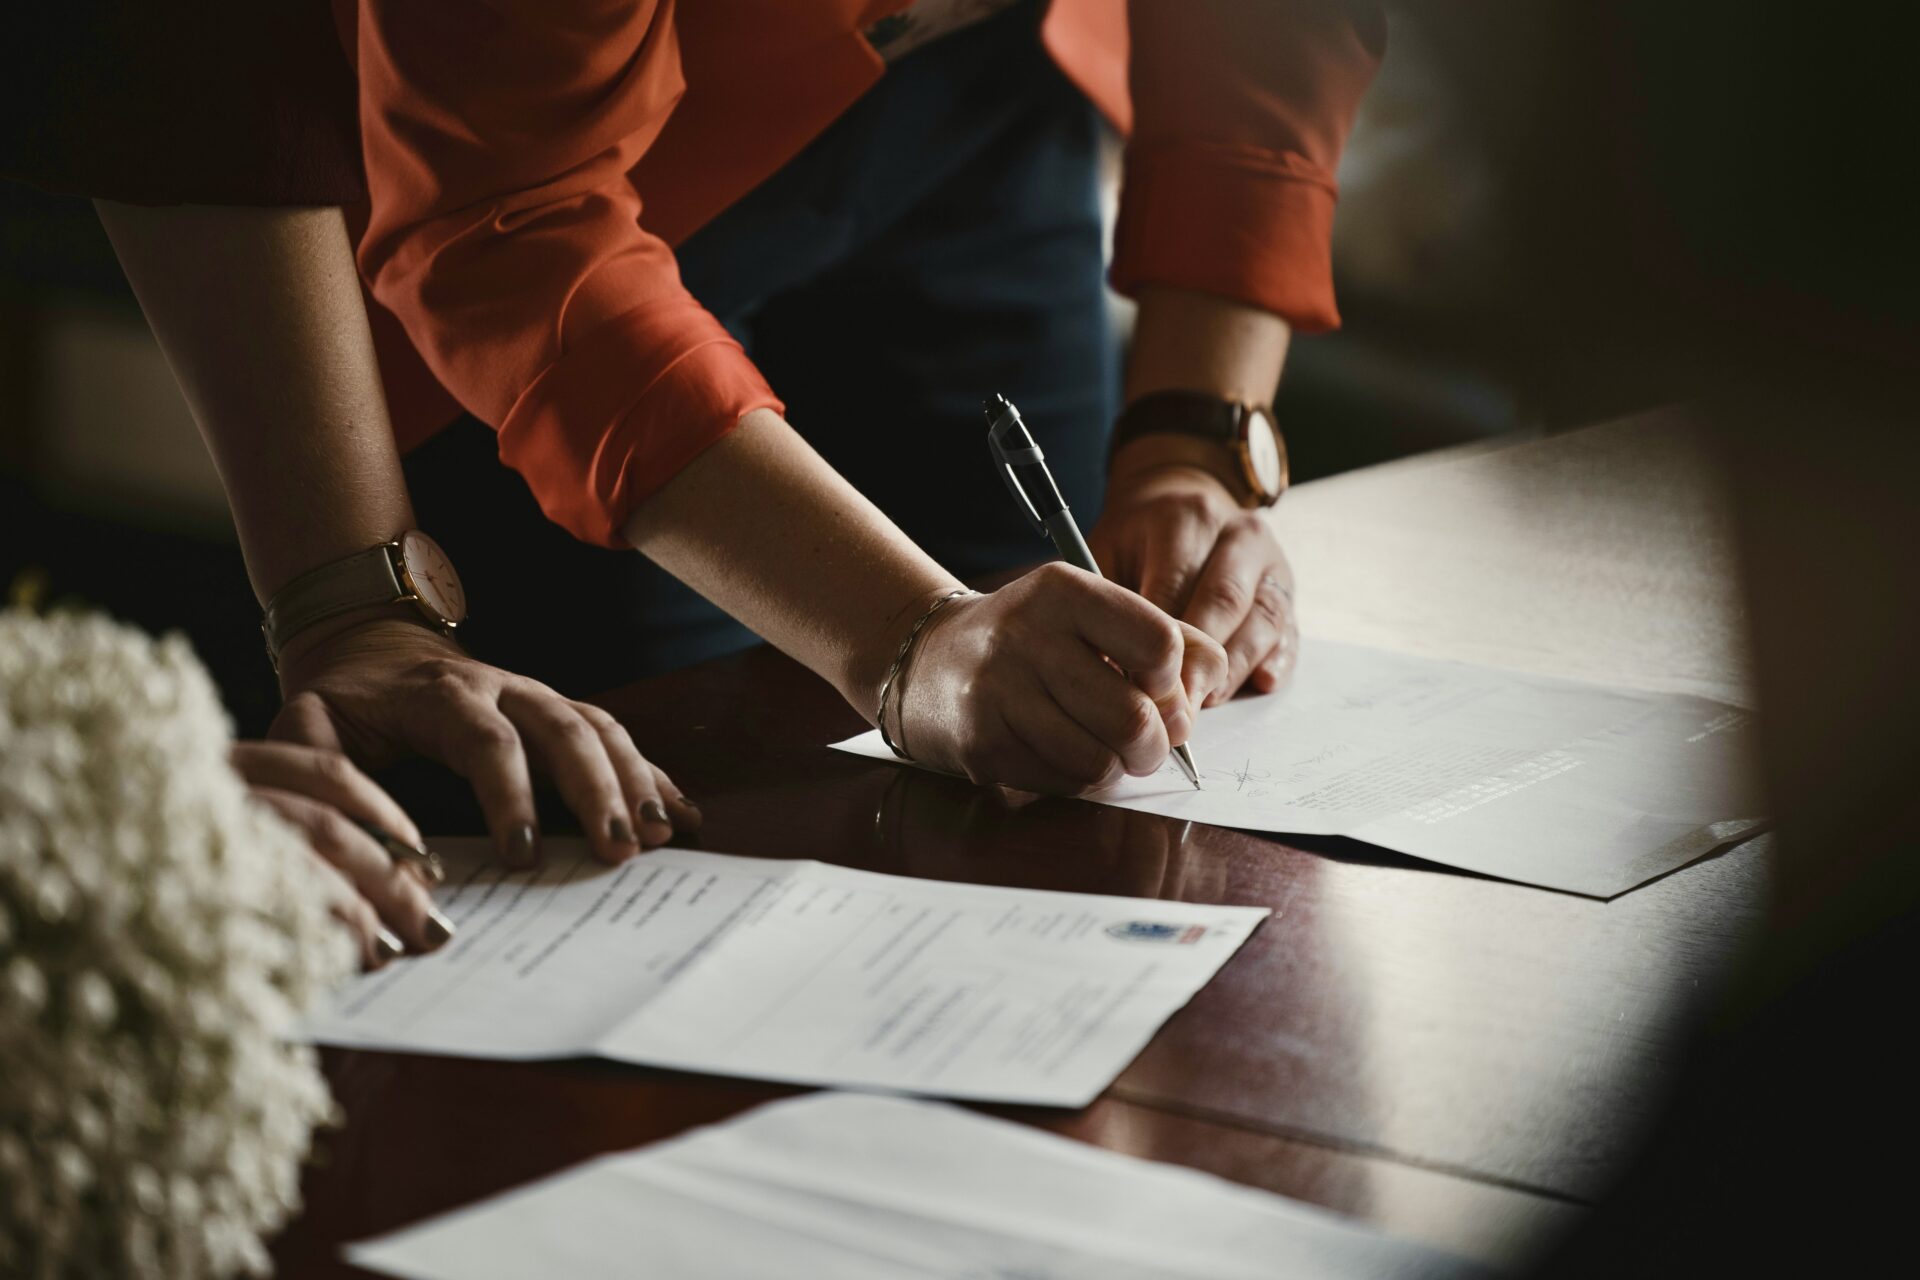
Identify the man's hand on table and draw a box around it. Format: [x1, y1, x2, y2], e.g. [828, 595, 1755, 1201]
[269, 614, 701, 869]
[1088, 442, 1299, 704]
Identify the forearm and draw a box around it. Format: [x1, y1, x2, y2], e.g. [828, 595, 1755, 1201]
[1115, 286, 1292, 482]
[96, 202, 413, 604]
[619, 408, 960, 717]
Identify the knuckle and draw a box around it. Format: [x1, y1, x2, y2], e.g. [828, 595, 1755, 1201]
[549, 713, 599, 749]
[1151, 565, 1193, 603]
[1034, 560, 1079, 587]
[1150, 618, 1184, 669]
[309, 805, 360, 857]
[574, 702, 620, 734]
[1206, 642, 1231, 676]
[311, 747, 357, 785]
[1195, 575, 1250, 616]
[470, 721, 521, 756]
[509, 674, 564, 701]
[601, 719, 639, 756]
[1250, 580, 1288, 624]
[1120, 695, 1160, 746]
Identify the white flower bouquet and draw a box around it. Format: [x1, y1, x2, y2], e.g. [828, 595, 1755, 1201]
[0, 609, 353, 1278]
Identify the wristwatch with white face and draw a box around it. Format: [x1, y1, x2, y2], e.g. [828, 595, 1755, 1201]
[1110, 391, 1290, 508]
[262, 530, 468, 665]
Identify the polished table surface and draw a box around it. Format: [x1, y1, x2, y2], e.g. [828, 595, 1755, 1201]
[274, 407, 1765, 1275]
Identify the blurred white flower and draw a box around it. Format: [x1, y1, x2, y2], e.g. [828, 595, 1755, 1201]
[0, 609, 353, 1278]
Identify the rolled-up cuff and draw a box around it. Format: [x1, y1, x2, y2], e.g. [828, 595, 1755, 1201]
[1110, 141, 1342, 334]
[497, 303, 783, 548]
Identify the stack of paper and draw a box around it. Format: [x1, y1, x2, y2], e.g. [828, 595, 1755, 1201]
[347, 1092, 1490, 1280]
[835, 640, 1766, 897]
[306, 839, 1267, 1106]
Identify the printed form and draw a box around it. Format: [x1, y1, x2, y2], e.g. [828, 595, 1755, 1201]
[835, 640, 1767, 897]
[305, 839, 1267, 1106]
[348, 1093, 1489, 1280]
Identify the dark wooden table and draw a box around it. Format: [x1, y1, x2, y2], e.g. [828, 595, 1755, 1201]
[273, 413, 1767, 1275]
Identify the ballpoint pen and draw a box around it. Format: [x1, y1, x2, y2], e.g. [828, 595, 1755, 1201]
[985, 393, 1203, 790]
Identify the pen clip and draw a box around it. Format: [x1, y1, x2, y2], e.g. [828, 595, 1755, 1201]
[985, 395, 1052, 538]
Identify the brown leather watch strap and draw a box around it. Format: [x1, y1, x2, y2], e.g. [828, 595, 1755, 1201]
[1110, 391, 1244, 462]
[1110, 390, 1284, 508]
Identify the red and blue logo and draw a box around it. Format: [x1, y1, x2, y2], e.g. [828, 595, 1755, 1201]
[1104, 921, 1207, 944]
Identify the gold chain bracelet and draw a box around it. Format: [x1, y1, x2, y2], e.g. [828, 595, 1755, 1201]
[876, 588, 974, 761]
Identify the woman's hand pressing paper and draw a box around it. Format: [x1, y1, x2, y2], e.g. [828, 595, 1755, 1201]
[269, 617, 701, 871]
[231, 739, 451, 970]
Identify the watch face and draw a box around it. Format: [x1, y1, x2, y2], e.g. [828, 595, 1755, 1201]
[398, 530, 467, 626]
[1243, 408, 1287, 501]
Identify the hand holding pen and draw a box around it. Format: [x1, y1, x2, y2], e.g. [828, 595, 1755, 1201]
[856, 393, 1225, 797]
[883, 562, 1226, 795]
[983, 393, 1221, 790]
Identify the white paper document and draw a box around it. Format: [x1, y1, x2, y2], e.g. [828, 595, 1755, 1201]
[833, 640, 1766, 897]
[348, 1091, 1489, 1280]
[305, 839, 1267, 1106]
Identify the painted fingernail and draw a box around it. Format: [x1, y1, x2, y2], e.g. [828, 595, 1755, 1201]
[677, 797, 703, 828]
[610, 815, 637, 846]
[506, 823, 539, 868]
[375, 927, 406, 962]
[639, 799, 671, 830]
[423, 908, 456, 949]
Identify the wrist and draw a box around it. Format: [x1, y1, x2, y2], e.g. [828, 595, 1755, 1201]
[845, 580, 969, 724]
[1107, 434, 1246, 500]
[248, 523, 413, 609]
[275, 606, 457, 690]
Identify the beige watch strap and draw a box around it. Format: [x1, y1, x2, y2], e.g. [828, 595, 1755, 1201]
[262, 544, 407, 661]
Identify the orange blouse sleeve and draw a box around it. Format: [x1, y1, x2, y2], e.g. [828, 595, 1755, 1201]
[354, 0, 781, 548]
[1109, 0, 1387, 334]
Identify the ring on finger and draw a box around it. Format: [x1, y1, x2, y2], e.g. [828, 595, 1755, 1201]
[353, 819, 446, 884]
